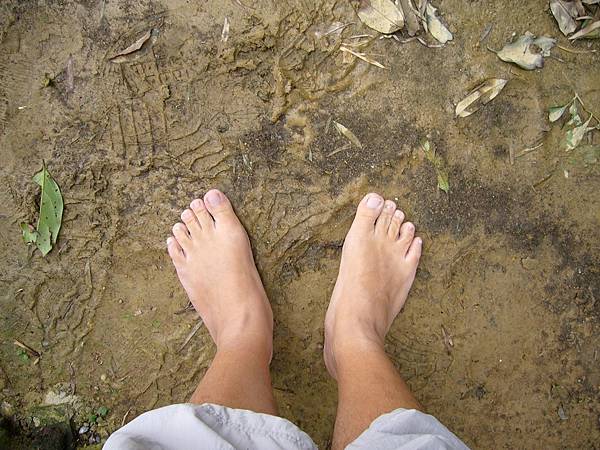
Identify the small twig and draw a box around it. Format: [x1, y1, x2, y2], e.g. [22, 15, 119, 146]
[321, 22, 355, 38]
[178, 320, 204, 353]
[14, 340, 40, 358]
[515, 142, 544, 159]
[557, 44, 597, 54]
[121, 407, 133, 427]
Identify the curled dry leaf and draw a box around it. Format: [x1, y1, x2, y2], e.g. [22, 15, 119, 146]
[455, 78, 508, 118]
[425, 3, 453, 44]
[357, 0, 404, 34]
[550, 0, 580, 36]
[549, 104, 570, 122]
[398, 0, 421, 36]
[110, 29, 159, 63]
[495, 32, 556, 70]
[569, 20, 600, 39]
[333, 120, 363, 148]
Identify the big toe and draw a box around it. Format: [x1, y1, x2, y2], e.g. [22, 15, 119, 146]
[203, 189, 238, 225]
[351, 193, 385, 232]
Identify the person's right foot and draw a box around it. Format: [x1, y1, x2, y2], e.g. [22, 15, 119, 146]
[324, 193, 422, 379]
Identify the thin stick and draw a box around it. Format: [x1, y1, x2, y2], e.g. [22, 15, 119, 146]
[14, 340, 40, 357]
[178, 320, 204, 353]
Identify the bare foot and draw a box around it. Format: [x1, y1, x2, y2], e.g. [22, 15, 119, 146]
[324, 193, 422, 379]
[167, 189, 273, 357]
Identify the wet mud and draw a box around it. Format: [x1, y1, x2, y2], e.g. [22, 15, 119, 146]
[0, 0, 599, 448]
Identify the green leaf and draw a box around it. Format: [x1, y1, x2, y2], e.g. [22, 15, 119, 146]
[549, 105, 568, 123]
[97, 406, 109, 417]
[421, 140, 450, 193]
[20, 222, 38, 244]
[31, 164, 63, 256]
[565, 116, 593, 151]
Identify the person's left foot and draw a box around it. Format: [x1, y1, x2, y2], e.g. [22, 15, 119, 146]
[167, 189, 273, 357]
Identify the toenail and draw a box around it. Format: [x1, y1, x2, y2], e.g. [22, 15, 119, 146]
[385, 201, 395, 211]
[206, 190, 223, 206]
[394, 210, 403, 218]
[366, 195, 383, 209]
[417, 237, 422, 245]
[191, 199, 203, 210]
[181, 210, 193, 221]
[167, 237, 173, 246]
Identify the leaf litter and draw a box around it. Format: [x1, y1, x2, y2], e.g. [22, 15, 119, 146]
[547, 94, 599, 152]
[21, 163, 64, 256]
[550, 0, 600, 40]
[355, 0, 453, 46]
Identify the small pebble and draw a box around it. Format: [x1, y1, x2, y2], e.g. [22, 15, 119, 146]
[79, 425, 89, 434]
[100, 374, 107, 382]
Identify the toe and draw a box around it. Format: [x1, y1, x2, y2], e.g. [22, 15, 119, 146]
[388, 209, 405, 239]
[181, 209, 201, 237]
[167, 236, 185, 263]
[351, 193, 384, 232]
[398, 221, 415, 253]
[406, 236, 423, 262]
[191, 198, 214, 229]
[375, 200, 396, 236]
[203, 189, 238, 225]
[172, 223, 192, 251]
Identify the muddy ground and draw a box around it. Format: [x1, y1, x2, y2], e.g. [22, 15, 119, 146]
[0, 0, 599, 448]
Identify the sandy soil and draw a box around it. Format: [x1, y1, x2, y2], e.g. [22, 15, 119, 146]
[0, 0, 599, 448]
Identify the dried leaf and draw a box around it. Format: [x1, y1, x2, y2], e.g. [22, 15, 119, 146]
[340, 46, 386, 68]
[495, 32, 556, 70]
[549, 104, 569, 122]
[398, 0, 421, 36]
[113, 29, 151, 57]
[425, 4, 453, 43]
[110, 29, 159, 63]
[550, 0, 579, 36]
[333, 121, 363, 148]
[421, 140, 449, 193]
[357, 0, 405, 34]
[569, 20, 600, 40]
[455, 78, 508, 118]
[565, 116, 593, 150]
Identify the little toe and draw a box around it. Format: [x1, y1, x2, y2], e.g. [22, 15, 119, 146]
[398, 221, 415, 252]
[181, 209, 201, 237]
[406, 236, 423, 263]
[172, 223, 192, 251]
[191, 198, 214, 229]
[388, 209, 405, 240]
[375, 200, 396, 236]
[167, 236, 185, 264]
[351, 193, 384, 232]
[203, 189, 238, 226]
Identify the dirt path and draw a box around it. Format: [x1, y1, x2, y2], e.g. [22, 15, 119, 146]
[0, 0, 599, 448]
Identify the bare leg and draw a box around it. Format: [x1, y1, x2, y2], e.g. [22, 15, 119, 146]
[167, 189, 277, 415]
[324, 193, 423, 449]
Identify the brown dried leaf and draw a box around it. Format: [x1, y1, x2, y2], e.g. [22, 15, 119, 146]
[357, 0, 405, 34]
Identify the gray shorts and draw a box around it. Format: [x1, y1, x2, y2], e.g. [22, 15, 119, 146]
[103, 403, 469, 449]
